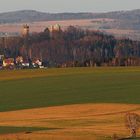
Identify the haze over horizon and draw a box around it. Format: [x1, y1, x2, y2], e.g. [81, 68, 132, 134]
[0, 0, 140, 13]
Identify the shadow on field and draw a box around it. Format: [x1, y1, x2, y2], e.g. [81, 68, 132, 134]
[118, 137, 140, 140]
[0, 126, 59, 134]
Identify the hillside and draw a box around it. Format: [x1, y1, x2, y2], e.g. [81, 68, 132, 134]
[0, 10, 95, 23]
[0, 68, 140, 139]
[0, 9, 140, 23]
[0, 9, 140, 41]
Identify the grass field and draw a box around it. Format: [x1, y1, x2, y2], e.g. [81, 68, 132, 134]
[0, 67, 140, 139]
[0, 67, 140, 111]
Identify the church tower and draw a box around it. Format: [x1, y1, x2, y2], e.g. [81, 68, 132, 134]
[22, 24, 29, 37]
[22, 24, 31, 60]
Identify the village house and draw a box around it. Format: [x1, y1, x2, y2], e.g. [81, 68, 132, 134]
[3, 58, 15, 68]
[32, 59, 43, 68]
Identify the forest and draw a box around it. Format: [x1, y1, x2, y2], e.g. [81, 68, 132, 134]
[0, 26, 140, 67]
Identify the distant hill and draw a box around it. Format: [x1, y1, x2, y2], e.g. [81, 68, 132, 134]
[96, 9, 140, 30]
[94, 9, 140, 20]
[0, 9, 139, 23]
[0, 10, 95, 23]
[0, 9, 140, 40]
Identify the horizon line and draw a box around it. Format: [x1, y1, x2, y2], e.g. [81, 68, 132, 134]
[0, 8, 139, 14]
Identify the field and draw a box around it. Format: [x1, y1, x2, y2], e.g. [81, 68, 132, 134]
[0, 19, 139, 41]
[0, 19, 95, 33]
[0, 67, 140, 139]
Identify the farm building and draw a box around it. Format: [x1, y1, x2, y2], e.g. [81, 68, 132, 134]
[3, 58, 14, 67]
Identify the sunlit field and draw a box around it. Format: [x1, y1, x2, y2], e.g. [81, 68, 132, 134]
[0, 67, 140, 139]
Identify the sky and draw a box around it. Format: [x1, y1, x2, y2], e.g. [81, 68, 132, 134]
[0, 0, 140, 13]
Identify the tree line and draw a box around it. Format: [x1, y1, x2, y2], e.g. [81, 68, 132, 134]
[0, 26, 140, 67]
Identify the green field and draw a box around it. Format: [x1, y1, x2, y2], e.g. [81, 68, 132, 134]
[0, 67, 140, 112]
[0, 126, 50, 134]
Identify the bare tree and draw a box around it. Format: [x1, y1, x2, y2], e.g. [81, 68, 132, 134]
[125, 113, 140, 138]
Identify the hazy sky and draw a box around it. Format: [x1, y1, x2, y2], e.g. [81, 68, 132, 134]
[0, 0, 140, 13]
